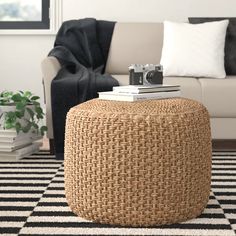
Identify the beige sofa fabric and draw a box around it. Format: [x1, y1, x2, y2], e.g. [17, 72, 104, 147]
[41, 57, 61, 139]
[211, 118, 236, 139]
[163, 77, 202, 103]
[199, 76, 236, 118]
[41, 22, 236, 140]
[111, 74, 202, 103]
[110, 75, 129, 86]
[106, 23, 163, 74]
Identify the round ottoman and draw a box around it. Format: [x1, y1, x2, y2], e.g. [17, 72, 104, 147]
[64, 98, 212, 226]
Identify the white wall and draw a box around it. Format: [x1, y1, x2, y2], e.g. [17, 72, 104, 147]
[63, 0, 236, 22]
[1, 0, 235, 106]
[0, 36, 54, 105]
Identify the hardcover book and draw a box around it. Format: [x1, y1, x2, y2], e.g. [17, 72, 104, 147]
[113, 84, 180, 94]
[99, 90, 181, 102]
[0, 142, 42, 161]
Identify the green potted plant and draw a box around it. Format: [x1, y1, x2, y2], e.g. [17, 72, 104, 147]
[0, 91, 47, 135]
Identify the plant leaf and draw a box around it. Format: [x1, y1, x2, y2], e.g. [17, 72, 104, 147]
[11, 94, 22, 102]
[5, 111, 16, 120]
[31, 96, 40, 101]
[26, 107, 34, 119]
[15, 122, 21, 133]
[36, 114, 43, 119]
[32, 123, 39, 129]
[15, 111, 23, 118]
[16, 102, 26, 110]
[24, 91, 32, 98]
[40, 126, 47, 136]
[35, 107, 43, 115]
[4, 122, 14, 129]
[21, 97, 28, 104]
[3, 91, 13, 97]
[22, 122, 32, 133]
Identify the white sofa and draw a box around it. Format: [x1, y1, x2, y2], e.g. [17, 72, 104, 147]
[41, 22, 236, 145]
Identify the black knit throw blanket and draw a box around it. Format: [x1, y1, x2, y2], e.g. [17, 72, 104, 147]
[48, 18, 118, 159]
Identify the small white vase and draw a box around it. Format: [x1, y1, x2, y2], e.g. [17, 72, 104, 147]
[0, 105, 33, 131]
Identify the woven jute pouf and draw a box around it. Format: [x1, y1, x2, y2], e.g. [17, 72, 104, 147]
[64, 98, 212, 227]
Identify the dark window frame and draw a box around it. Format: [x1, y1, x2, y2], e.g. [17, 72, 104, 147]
[0, 0, 50, 30]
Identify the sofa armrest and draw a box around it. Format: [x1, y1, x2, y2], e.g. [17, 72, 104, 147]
[41, 56, 61, 139]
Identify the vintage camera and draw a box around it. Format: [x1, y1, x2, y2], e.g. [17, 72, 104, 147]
[129, 64, 163, 85]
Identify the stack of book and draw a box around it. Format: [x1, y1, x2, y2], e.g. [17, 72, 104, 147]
[0, 130, 42, 160]
[99, 84, 181, 102]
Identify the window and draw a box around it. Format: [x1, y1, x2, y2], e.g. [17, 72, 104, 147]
[0, 0, 62, 34]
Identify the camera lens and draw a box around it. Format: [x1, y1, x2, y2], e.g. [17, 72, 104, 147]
[145, 70, 163, 84]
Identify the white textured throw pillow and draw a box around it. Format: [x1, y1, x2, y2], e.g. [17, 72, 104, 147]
[160, 20, 229, 78]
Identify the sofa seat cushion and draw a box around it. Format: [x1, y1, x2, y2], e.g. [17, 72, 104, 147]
[111, 75, 202, 103]
[163, 77, 202, 103]
[199, 76, 236, 118]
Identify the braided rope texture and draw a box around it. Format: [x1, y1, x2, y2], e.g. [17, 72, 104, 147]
[64, 98, 212, 227]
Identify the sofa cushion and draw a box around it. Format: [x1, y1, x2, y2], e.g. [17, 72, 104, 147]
[160, 20, 229, 78]
[211, 118, 236, 139]
[163, 77, 202, 102]
[106, 23, 163, 74]
[111, 75, 129, 86]
[111, 75, 202, 103]
[199, 76, 236, 118]
[189, 18, 236, 75]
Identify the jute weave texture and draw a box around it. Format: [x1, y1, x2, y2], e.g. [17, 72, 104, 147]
[64, 98, 212, 226]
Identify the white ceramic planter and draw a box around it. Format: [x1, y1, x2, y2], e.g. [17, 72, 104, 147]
[0, 105, 33, 130]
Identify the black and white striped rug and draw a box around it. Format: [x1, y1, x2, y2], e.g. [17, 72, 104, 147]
[0, 151, 236, 236]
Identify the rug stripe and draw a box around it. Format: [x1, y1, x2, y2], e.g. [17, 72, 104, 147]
[18, 228, 236, 236]
[21, 221, 232, 229]
[0, 211, 32, 216]
[0, 228, 21, 234]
